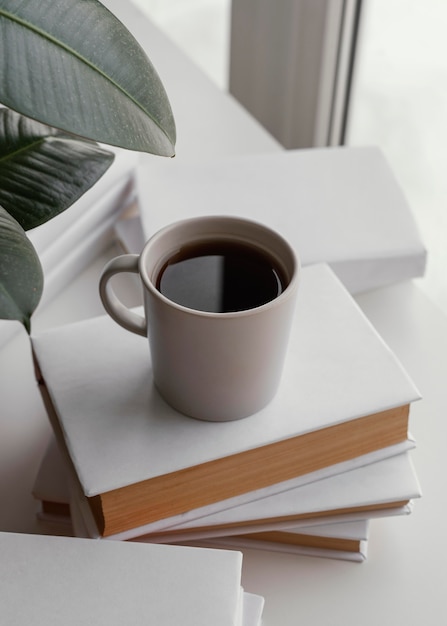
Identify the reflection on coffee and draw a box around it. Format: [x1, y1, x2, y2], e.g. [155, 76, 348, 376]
[156, 240, 287, 312]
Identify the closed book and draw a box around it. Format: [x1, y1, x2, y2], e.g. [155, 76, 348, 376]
[71, 485, 371, 563]
[33, 435, 414, 565]
[70, 467, 371, 564]
[137, 146, 426, 295]
[33, 434, 419, 565]
[31, 263, 420, 537]
[123, 449, 420, 543]
[27, 147, 137, 255]
[180, 519, 370, 563]
[0, 531, 245, 626]
[72, 470, 373, 564]
[242, 593, 265, 626]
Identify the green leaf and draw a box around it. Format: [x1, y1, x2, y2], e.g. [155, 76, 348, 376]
[0, 205, 43, 332]
[0, 109, 115, 230]
[0, 0, 176, 156]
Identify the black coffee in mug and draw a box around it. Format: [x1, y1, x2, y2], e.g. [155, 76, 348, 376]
[156, 239, 287, 313]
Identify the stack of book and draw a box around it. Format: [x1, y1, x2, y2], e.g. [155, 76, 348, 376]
[33, 433, 418, 562]
[31, 146, 424, 575]
[0, 530, 262, 626]
[31, 260, 422, 564]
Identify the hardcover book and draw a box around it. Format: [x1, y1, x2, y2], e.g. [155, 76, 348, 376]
[33, 434, 419, 562]
[179, 520, 370, 563]
[123, 449, 420, 542]
[0, 531, 246, 626]
[137, 146, 426, 295]
[72, 486, 372, 563]
[32, 263, 421, 537]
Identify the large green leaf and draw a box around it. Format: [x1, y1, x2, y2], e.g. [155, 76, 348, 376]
[0, 205, 43, 332]
[0, 0, 176, 156]
[0, 109, 115, 230]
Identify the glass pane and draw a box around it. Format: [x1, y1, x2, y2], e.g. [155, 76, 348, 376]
[130, 0, 230, 90]
[347, 0, 447, 313]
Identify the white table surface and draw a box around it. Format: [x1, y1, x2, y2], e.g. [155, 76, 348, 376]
[1, 2, 445, 625]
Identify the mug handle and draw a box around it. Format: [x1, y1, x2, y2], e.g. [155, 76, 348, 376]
[99, 254, 147, 337]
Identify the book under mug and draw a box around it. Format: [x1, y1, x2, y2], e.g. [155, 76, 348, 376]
[32, 263, 421, 538]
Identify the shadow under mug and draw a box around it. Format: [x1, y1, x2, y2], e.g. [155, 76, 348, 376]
[99, 215, 299, 421]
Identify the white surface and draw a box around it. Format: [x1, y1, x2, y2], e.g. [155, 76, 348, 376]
[31, 263, 420, 498]
[0, 531, 243, 626]
[0, 3, 446, 625]
[137, 146, 426, 295]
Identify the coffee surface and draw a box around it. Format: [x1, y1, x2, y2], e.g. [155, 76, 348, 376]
[156, 240, 286, 312]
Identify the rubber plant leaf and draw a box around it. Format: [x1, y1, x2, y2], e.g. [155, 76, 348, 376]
[0, 108, 115, 230]
[0, 206, 43, 331]
[0, 0, 176, 156]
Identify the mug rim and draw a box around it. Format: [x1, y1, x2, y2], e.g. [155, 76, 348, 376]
[138, 215, 300, 318]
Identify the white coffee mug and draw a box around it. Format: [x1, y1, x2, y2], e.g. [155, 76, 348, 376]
[99, 215, 299, 421]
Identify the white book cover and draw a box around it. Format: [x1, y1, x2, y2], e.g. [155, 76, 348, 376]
[32, 263, 420, 492]
[36, 209, 126, 311]
[140, 519, 372, 563]
[242, 593, 265, 626]
[136, 146, 426, 295]
[37, 174, 135, 278]
[293, 520, 370, 541]
[28, 147, 138, 254]
[32, 263, 421, 535]
[0, 531, 244, 626]
[194, 536, 369, 563]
